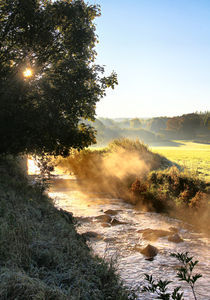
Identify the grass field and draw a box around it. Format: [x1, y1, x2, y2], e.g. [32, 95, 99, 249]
[151, 141, 210, 182]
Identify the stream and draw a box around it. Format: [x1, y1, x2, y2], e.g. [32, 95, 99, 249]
[49, 176, 210, 300]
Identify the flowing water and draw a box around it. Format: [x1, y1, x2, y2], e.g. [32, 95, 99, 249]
[49, 176, 210, 300]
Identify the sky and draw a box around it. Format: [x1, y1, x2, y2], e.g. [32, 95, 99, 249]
[89, 0, 210, 118]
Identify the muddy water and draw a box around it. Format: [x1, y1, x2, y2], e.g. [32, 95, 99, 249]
[49, 177, 210, 300]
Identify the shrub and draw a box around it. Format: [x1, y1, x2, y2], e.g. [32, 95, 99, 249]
[129, 166, 209, 215]
[142, 252, 202, 300]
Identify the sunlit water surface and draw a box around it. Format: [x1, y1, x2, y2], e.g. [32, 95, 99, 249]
[48, 176, 210, 300]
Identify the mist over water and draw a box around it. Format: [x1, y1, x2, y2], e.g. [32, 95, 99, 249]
[49, 177, 210, 300]
[55, 141, 210, 231]
[55, 139, 167, 201]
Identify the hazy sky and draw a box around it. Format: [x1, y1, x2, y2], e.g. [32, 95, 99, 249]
[89, 0, 210, 118]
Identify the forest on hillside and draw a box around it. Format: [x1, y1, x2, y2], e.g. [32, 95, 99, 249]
[89, 112, 210, 146]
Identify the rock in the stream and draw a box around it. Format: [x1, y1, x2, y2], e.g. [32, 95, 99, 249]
[103, 237, 116, 242]
[145, 257, 155, 261]
[169, 227, 179, 233]
[101, 222, 111, 228]
[104, 209, 119, 216]
[95, 214, 127, 226]
[138, 228, 171, 241]
[168, 233, 183, 243]
[95, 214, 112, 223]
[82, 231, 102, 240]
[110, 218, 127, 226]
[75, 216, 93, 223]
[139, 244, 158, 258]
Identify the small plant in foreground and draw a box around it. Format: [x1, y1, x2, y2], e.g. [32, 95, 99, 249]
[142, 252, 202, 300]
[171, 252, 202, 300]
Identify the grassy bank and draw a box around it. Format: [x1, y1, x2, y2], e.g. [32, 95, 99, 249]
[152, 141, 210, 182]
[0, 157, 134, 300]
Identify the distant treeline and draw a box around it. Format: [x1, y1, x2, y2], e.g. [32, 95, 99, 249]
[88, 112, 210, 146]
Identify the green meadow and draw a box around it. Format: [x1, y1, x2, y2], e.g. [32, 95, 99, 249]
[152, 141, 210, 182]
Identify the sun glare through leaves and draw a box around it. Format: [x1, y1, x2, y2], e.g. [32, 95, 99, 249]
[27, 158, 40, 175]
[23, 68, 33, 78]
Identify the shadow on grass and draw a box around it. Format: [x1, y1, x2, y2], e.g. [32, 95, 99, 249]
[149, 140, 185, 147]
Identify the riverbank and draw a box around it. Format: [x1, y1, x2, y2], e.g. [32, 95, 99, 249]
[0, 157, 134, 300]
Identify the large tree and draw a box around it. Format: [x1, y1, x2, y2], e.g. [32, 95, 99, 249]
[0, 0, 117, 156]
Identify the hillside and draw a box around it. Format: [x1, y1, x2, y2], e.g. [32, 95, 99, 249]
[89, 112, 210, 146]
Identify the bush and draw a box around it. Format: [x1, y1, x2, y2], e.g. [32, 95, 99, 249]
[128, 165, 210, 217]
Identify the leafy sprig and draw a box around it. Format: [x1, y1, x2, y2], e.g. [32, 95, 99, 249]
[142, 252, 202, 300]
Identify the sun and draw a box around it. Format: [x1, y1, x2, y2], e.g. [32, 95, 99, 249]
[23, 68, 33, 78]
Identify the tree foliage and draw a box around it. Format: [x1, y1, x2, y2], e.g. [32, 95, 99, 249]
[166, 114, 201, 137]
[130, 118, 142, 128]
[147, 117, 167, 132]
[0, 0, 117, 156]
